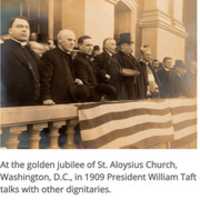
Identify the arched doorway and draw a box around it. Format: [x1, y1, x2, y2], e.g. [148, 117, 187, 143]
[114, 0, 137, 54]
[114, 0, 132, 41]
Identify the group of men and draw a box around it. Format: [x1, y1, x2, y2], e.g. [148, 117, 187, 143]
[0, 16, 195, 107]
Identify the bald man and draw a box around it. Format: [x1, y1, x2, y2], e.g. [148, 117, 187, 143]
[39, 29, 88, 104]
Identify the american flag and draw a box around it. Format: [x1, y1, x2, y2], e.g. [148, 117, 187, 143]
[78, 98, 197, 149]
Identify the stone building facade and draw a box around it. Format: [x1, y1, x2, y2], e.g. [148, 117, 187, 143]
[1, 0, 196, 62]
[50, 0, 188, 61]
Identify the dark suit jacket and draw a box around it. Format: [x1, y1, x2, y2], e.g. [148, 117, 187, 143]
[0, 39, 40, 107]
[94, 51, 121, 95]
[73, 53, 97, 87]
[158, 68, 192, 98]
[157, 67, 174, 98]
[39, 47, 75, 103]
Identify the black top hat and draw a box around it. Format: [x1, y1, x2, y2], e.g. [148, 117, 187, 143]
[118, 33, 134, 45]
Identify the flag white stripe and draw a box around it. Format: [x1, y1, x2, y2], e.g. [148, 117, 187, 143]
[79, 101, 169, 121]
[172, 112, 196, 124]
[100, 127, 174, 148]
[79, 98, 196, 121]
[174, 125, 197, 140]
[81, 113, 172, 141]
[167, 98, 196, 108]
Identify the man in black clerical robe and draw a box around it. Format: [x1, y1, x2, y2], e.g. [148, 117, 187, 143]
[40, 29, 89, 104]
[0, 17, 40, 107]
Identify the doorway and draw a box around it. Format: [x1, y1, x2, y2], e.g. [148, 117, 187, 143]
[114, 0, 132, 41]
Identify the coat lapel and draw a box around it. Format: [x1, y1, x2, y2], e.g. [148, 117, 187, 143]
[11, 44, 39, 84]
[56, 48, 73, 83]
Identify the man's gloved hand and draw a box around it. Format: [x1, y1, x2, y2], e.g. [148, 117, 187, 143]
[43, 99, 56, 105]
[105, 74, 111, 80]
[75, 78, 84, 85]
[148, 82, 159, 96]
[121, 68, 140, 77]
[133, 70, 140, 76]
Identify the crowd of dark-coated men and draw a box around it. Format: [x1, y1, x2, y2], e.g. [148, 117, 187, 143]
[0, 17, 197, 108]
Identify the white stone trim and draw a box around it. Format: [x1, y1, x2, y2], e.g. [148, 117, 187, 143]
[139, 9, 187, 38]
[140, 9, 171, 26]
[105, 0, 119, 5]
[105, 0, 137, 10]
[122, 0, 137, 10]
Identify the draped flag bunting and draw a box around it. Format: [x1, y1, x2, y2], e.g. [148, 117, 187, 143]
[78, 98, 197, 149]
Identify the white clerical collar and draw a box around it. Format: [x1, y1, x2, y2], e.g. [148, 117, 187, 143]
[11, 38, 27, 47]
[58, 45, 72, 55]
[105, 50, 113, 57]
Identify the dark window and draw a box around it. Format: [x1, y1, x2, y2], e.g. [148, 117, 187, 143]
[0, 0, 48, 37]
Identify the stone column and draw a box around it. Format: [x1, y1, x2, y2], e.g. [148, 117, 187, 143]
[130, 0, 138, 55]
[48, 0, 54, 40]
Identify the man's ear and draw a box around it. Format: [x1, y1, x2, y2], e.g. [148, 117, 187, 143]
[57, 38, 61, 44]
[8, 28, 12, 35]
[78, 44, 82, 50]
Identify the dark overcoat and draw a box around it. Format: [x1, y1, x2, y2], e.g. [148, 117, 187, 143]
[73, 53, 117, 101]
[73, 53, 97, 87]
[39, 47, 75, 103]
[115, 51, 141, 100]
[157, 67, 174, 98]
[0, 39, 40, 107]
[94, 51, 121, 99]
